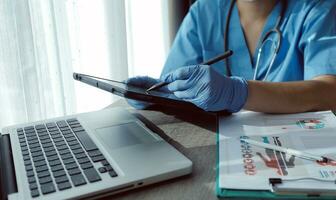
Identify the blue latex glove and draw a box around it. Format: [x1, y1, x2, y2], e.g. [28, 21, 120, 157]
[162, 65, 248, 112]
[125, 76, 168, 109]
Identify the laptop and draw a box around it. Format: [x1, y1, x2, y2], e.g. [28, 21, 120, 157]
[0, 107, 192, 200]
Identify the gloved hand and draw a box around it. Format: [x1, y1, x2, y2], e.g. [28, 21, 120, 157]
[161, 65, 248, 112]
[125, 76, 168, 109]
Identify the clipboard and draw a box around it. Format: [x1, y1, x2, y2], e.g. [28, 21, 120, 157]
[216, 111, 336, 199]
[73, 73, 228, 115]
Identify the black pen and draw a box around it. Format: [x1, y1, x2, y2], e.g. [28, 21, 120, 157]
[146, 50, 233, 92]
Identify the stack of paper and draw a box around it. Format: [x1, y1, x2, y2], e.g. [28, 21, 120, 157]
[218, 111, 336, 198]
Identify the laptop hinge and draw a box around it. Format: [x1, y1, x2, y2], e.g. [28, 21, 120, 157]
[0, 134, 18, 200]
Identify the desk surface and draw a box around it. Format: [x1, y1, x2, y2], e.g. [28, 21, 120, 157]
[107, 100, 220, 200]
[102, 102, 336, 200]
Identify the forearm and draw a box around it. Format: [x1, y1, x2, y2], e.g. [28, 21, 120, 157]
[244, 75, 336, 113]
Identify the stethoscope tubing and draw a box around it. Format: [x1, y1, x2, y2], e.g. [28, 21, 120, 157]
[224, 0, 286, 81]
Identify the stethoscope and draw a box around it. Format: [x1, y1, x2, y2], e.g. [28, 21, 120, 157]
[224, 0, 287, 81]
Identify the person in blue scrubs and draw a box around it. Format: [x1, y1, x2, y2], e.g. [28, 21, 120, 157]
[127, 0, 336, 113]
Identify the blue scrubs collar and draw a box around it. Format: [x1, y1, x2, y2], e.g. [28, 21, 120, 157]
[227, 1, 283, 80]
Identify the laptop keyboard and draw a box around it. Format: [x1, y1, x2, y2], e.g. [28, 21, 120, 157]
[16, 118, 118, 198]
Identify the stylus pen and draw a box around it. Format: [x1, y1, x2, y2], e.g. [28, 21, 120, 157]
[146, 50, 233, 92]
[240, 138, 331, 163]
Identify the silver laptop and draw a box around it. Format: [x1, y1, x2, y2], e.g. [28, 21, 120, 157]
[0, 107, 192, 200]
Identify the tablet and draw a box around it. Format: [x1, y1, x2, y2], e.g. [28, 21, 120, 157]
[73, 73, 219, 113]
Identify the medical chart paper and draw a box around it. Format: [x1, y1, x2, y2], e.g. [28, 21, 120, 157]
[218, 111, 336, 191]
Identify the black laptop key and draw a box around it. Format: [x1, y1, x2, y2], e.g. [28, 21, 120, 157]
[61, 153, 73, 160]
[51, 134, 62, 139]
[39, 176, 52, 184]
[30, 147, 42, 153]
[105, 165, 114, 172]
[74, 131, 98, 151]
[30, 189, 39, 198]
[75, 153, 87, 159]
[29, 143, 40, 149]
[49, 159, 62, 167]
[28, 176, 36, 184]
[48, 129, 58, 133]
[19, 138, 26, 143]
[26, 170, 35, 177]
[55, 175, 69, 184]
[55, 143, 66, 148]
[33, 156, 44, 162]
[28, 141, 39, 146]
[88, 150, 102, 158]
[22, 150, 30, 156]
[98, 167, 107, 173]
[22, 151, 30, 156]
[40, 138, 51, 144]
[19, 141, 26, 146]
[37, 171, 51, 179]
[25, 164, 33, 171]
[24, 126, 35, 131]
[18, 134, 25, 139]
[51, 164, 64, 172]
[70, 144, 82, 150]
[41, 182, 56, 195]
[58, 181, 72, 191]
[29, 182, 38, 190]
[40, 135, 50, 140]
[53, 138, 64, 143]
[37, 129, 47, 134]
[65, 163, 78, 170]
[35, 124, 46, 130]
[60, 127, 70, 132]
[72, 127, 84, 133]
[57, 145, 69, 151]
[80, 162, 93, 170]
[33, 156, 45, 162]
[108, 170, 118, 178]
[84, 168, 101, 183]
[42, 143, 53, 148]
[56, 120, 68, 128]
[65, 136, 77, 142]
[43, 146, 54, 152]
[34, 160, 47, 167]
[47, 155, 59, 162]
[26, 135, 36, 140]
[67, 118, 78, 122]
[46, 122, 56, 127]
[71, 174, 87, 186]
[72, 148, 84, 155]
[45, 150, 57, 157]
[68, 168, 81, 176]
[63, 158, 75, 165]
[31, 151, 43, 157]
[91, 155, 105, 162]
[77, 157, 90, 164]
[24, 160, 32, 166]
[36, 165, 49, 173]
[53, 169, 66, 178]
[59, 149, 71, 155]
[23, 155, 31, 161]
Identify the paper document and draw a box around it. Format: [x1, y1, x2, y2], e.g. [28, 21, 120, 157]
[218, 111, 336, 192]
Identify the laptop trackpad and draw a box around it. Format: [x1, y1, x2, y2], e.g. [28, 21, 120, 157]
[95, 122, 157, 150]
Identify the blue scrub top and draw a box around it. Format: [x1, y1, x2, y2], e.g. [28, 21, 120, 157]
[162, 0, 336, 82]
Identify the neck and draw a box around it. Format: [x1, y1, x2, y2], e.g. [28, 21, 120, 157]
[237, 0, 278, 22]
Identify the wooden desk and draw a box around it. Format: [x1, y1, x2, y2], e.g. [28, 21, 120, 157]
[107, 100, 221, 200]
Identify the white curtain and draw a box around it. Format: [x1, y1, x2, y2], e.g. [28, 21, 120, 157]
[0, 0, 77, 128]
[0, 0, 169, 129]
